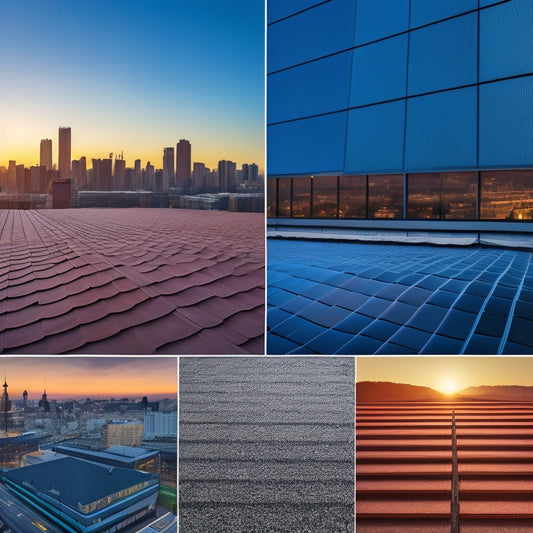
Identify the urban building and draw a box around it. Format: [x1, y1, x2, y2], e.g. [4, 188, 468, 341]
[143, 412, 177, 439]
[114, 157, 126, 190]
[162, 147, 174, 192]
[2, 456, 159, 533]
[39, 138, 52, 171]
[218, 159, 237, 193]
[176, 139, 191, 190]
[267, 0, 533, 239]
[106, 421, 144, 447]
[58, 126, 71, 180]
[51, 444, 159, 472]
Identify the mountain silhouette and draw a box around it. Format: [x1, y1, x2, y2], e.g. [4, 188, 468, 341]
[356, 381, 448, 402]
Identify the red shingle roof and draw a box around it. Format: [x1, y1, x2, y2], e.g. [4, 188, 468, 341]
[0, 208, 264, 354]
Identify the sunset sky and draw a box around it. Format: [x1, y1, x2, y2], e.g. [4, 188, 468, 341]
[0, 0, 264, 171]
[357, 357, 533, 395]
[0, 357, 177, 401]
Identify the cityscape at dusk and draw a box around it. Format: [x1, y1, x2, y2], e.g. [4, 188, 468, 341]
[0, 0, 264, 171]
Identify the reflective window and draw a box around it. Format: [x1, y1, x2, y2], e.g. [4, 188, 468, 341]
[267, 178, 277, 218]
[312, 176, 337, 217]
[277, 178, 291, 217]
[339, 175, 366, 218]
[481, 170, 533, 220]
[292, 177, 312, 218]
[368, 174, 403, 219]
[408, 172, 477, 219]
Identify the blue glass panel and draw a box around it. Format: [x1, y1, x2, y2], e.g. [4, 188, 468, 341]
[354, 0, 409, 45]
[480, 0, 533, 81]
[408, 13, 477, 95]
[410, 0, 477, 27]
[268, 51, 352, 124]
[268, 113, 348, 175]
[479, 77, 533, 168]
[268, 0, 326, 24]
[405, 87, 477, 171]
[480, 0, 504, 6]
[345, 101, 405, 173]
[350, 35, 407, 107]
[268, 0, 356, 73]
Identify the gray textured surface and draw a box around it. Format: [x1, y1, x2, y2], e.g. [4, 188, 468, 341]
[179, 357, 354, 532]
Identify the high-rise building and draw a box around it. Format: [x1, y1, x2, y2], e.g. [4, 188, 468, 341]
[30, 165, 47, 193]
[114, 157, 126, 190]
[8, 161, 16, 191]
[40, 138, 52, 171]
[267, 0, 533, 224]
[162, 147, 174, 192]
[58, 126, 71, 180]
[218, 160, 237, 193]
[134, 159, 142, 190]
[176, 139, 191, 190]
[192, 162, 208, 193]
[144, 161, 155, 190]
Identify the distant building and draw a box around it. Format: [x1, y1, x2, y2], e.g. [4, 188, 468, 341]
[3, 456, 159, 533]
[134, 159, 142, 190]
[38, 388, 50, 412]
[29, 165, 47, 194]
[114, 158, 126, 191]
[51, 178, 71, 208]
[58, 126, 71, 180]
[144, 162, 155, 191]
[107, 421, 144, 447]
[162, 147, 174, 192]
[218, 160, 237, 193]
[143, 412, 177, 439]
[40, 138, 52, 171]
[176, 139, 191, 190]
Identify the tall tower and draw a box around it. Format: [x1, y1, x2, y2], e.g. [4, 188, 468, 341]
[23, 390, 28, 409]
[176, 139, 191, 191]
[162, 147, 174, 192]
[1, 376, 10, 434]
[40, 139, 53, 171]
[39, 382, 50, 412]
[58, 126, 71, 180]
[218, 160, 237, 193]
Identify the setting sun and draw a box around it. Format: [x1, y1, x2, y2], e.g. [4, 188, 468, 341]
[439, 379, 458, 395]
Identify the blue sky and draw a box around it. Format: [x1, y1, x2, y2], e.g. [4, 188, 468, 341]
[0, 0, 264, 170]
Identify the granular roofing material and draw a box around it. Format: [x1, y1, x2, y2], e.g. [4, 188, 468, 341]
[268, 239, 533, 355]
[0, 209, 264, 354]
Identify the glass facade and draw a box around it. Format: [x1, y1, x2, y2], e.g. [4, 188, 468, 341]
[268, 170, 533, 221]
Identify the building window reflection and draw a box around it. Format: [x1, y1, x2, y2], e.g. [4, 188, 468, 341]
[268, 169, 533, 221]
[481, 170, 533, 220]
[312, 176, 338, 217]
[339, 175, 367, 218]
[292, 177, 312, 217]
[277, 178, 291, 217]
[407, 172, 477, 219]
[368, 174, 403, 219]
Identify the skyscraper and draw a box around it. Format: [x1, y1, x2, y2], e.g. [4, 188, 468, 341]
[176, 139, 191, 190]
[58, 126, 71, 180]
[218, 160, 237, 193]
[163, 147, 174, 192]
[134, 159, 142, 190]
[40, 138, 52, 171]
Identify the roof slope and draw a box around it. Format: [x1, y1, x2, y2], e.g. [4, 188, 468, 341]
[0, 208, 264, 354]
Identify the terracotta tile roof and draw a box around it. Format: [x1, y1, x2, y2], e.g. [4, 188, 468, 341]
[0, 208, 264, 354]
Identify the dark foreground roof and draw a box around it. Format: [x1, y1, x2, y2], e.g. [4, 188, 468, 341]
[268, 239, 533, 354]
[0, 208, 264, 354]
[5, 456, 158, 510]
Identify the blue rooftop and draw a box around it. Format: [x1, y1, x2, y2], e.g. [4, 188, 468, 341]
[267, 239, 533, 355]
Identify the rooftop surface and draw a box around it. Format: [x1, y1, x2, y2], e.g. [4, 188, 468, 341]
[268, 239, 533, 355]
[179, 357, 354, 533]
[0, 208, 264, 354]
[6, 456, 158, 510]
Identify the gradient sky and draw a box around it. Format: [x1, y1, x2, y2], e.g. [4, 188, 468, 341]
[0, 357, 177, 401]
[0, 0, 264, 171]
[357, 357, 533, 394]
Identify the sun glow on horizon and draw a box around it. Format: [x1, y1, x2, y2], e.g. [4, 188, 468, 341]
[439, 379, 459, 395]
